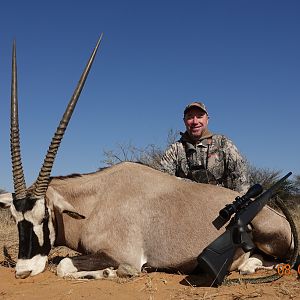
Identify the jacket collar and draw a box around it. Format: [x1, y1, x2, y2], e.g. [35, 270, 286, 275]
[180, 129, 213, 151]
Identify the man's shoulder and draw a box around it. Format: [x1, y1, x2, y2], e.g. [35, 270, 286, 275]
[212, 134, 241, 155]
[211, 133, 228, 140]
[168, 139, 185, 150]
[161, 139, 186, 163]
[211, 133, 230, 145]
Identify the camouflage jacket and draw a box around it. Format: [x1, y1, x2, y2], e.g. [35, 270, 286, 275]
[160, 131, 250, 193]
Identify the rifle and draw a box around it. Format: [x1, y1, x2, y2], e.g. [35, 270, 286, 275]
[197, 172, 292, 286]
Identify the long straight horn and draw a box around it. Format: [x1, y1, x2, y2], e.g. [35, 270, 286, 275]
[11, 41, 27, 200]
[32, 34, 103, 198]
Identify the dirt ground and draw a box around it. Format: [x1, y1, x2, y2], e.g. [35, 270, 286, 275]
[1, 261, 300, 300]
[0, 210, 300, 300]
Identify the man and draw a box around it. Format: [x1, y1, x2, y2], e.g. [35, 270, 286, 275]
[160, 101, 250, 193]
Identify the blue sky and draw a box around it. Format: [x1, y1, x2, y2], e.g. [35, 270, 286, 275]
[0, 0, 299, 191]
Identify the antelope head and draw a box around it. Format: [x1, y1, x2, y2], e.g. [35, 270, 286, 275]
[0, 36, 102, 278]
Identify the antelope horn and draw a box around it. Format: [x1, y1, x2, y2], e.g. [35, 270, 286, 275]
[11, 41, 27, 200]
[32, 34, 103, 198]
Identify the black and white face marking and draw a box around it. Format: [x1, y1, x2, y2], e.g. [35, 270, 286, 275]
[10, 196, 55, 278]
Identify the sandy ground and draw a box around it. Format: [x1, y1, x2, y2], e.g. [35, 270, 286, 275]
[1, 264, 300, 300]
[0, 210, 300, 299]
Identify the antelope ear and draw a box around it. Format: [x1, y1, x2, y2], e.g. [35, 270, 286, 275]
[46, 187, 86, 220]
[62, 210, 85, 219]
[0, 193, 13, 209]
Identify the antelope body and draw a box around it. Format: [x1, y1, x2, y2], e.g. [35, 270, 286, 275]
[49, 162, 292, 273]
[0, 36, 294, 281]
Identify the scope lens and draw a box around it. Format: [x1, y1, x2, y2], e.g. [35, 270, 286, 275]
[219, 206, 234, 220]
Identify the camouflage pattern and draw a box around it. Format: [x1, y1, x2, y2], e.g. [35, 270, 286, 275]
[160, 131, 250, 194]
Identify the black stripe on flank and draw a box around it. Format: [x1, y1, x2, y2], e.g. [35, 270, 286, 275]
[71, 253, 119, 271]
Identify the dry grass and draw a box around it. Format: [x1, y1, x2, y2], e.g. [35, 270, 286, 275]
[0, 209, 18, 263]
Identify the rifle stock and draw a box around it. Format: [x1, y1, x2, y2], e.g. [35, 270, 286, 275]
[197, 230, 237, 286]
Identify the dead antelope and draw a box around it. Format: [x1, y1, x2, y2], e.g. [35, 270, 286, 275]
[0, 37, 296, 282]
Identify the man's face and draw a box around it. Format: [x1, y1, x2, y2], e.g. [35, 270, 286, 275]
[184, 107, 209, 141]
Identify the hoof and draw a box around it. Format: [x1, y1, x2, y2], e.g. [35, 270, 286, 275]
[103, 267, 117, 278]
[116, 263, 139, 278]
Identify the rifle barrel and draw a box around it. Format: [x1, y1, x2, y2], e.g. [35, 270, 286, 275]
[239, 172, 292, 225]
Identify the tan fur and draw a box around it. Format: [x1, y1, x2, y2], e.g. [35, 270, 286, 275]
[46, 162, 292, 273]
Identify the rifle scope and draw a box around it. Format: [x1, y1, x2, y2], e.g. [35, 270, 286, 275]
[218, 184, 263, 222]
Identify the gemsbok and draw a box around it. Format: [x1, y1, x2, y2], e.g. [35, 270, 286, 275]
[0, 36, 297, 284]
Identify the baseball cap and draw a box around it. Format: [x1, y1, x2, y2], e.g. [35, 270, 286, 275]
[184, 101, 208, 115]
